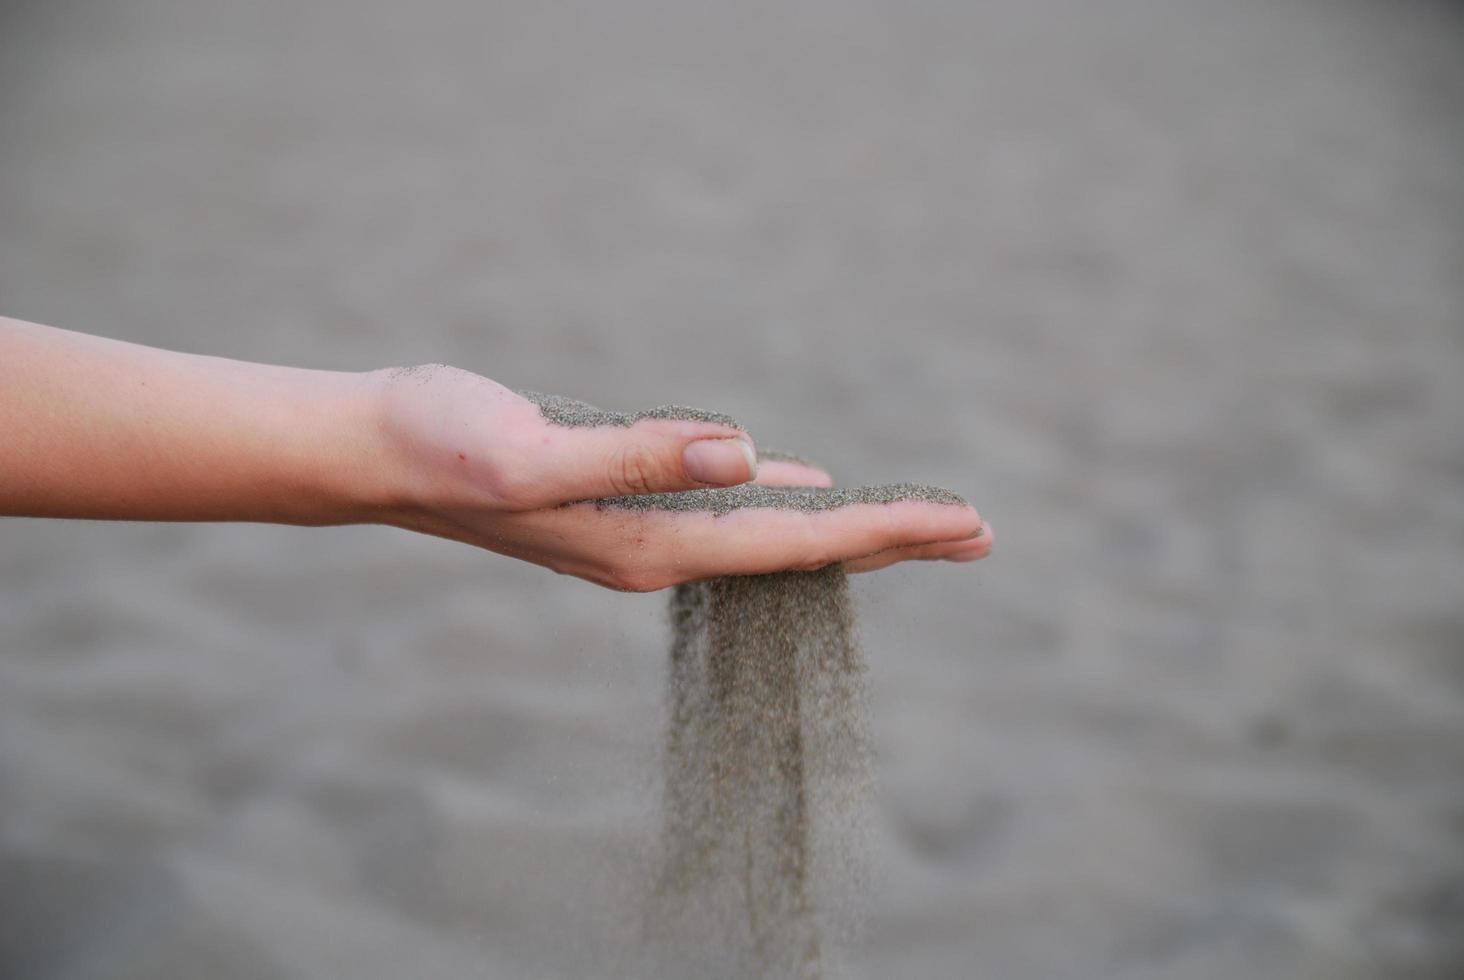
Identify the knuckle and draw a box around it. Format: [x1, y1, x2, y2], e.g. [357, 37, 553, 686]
[607, 443, 665, 496]
[797, 554, 834, 572]
[794, 517, 831, 570]
[489, 470, 541, 510]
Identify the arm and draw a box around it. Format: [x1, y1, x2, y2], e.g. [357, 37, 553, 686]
[0, 316, 383, 524]
[1, 316, 990, 589]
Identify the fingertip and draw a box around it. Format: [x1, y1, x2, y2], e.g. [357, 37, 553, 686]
[892, 499, 984, 545]
[947, 523, 993, 560]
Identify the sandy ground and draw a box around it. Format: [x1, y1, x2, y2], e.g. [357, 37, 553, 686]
[2, 0, 1463, 977]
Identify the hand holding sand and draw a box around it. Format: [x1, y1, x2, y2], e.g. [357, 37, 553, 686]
[374, 369, 991, 589]
[1, 316, 990, 590]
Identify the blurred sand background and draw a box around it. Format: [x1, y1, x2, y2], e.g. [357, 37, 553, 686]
[2, 0, 1463, 977]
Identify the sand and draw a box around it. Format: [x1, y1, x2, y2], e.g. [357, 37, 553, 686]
[2, 1, 1463, 978]
[519, 389, 741, 430]
[653, 568, 871, 980]
[528, 392, 925, 975]
[597, 483, 969, 516]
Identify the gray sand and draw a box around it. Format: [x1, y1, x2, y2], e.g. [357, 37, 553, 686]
[595, 483, 970, 517]
[550, 394, 952, 973]
[654, 567, 871, 979]
[527, 380, 901, 980]
[519, 389, 741, 430]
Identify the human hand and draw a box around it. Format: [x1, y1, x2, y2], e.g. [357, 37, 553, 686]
[370, 366, 991, 591]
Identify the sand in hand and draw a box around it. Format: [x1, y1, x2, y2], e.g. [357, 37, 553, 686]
[528, 391, 967, 978]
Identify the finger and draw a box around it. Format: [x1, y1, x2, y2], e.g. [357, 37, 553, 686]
[575, 423, 759, 498]
[843, 521, 993, 573]
[652, 500, 982, 585]
[500, 402, 760, 506]
[754, 451, 834, 488]
[495, 497, 983, 590]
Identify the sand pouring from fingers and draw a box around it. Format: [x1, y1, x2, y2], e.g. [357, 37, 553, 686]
[652, 568, 872, 979]
[527, 391, 966, 978]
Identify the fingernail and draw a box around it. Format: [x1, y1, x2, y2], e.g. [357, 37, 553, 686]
[683, 437, 757, 486]
[975, 521, 993, 551]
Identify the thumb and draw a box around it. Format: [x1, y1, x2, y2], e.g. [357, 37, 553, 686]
[545, 422, 759, 503]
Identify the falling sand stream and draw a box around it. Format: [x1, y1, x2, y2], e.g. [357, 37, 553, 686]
[521, 391, 969, 977]
[610, 488, 967, 979]
[651, 568, 867, 979]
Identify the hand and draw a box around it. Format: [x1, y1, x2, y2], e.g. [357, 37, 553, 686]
[370, 365, 992, 591]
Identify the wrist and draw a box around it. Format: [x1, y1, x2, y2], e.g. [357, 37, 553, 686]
[352, 364, 522, 533]
[323, 368, 414, 526]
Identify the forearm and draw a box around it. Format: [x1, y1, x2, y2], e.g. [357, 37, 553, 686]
[0, 317, 388, 525]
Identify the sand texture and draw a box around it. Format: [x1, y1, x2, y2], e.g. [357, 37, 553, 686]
[2, 0, 1463, 978]
[652, 570, 871, 979]
[596, 483, 968, 516]
[519, 389, 742, 430]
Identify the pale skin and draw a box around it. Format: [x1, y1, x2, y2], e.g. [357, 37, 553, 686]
[0, 316, 991, 591]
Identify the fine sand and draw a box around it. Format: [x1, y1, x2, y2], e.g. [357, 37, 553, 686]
[652, 569, 871, 980]
[3, 1, 1464, 978]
